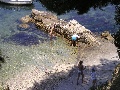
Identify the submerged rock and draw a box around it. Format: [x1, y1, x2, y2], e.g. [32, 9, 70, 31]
[18, 23, 30, 29]
[20, 15, 32, 23]
[4, 32, 40, 46]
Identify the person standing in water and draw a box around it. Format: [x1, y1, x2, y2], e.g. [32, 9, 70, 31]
[77, 61, 86, 85]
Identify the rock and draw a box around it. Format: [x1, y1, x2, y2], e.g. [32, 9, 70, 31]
[101, 31, 114, 42]
[32, 9, 58, 20]
[101, 31, 110, 37]
[18, 24, 30, 29]
[4, 85, 10, 90]
[27, 9, 101, 45]
[20, 15, 32, 23]
[106, 35, 114, 42]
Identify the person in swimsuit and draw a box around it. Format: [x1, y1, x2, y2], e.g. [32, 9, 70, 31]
[49, 25, 55, 40]
[77, 61, 86, 85]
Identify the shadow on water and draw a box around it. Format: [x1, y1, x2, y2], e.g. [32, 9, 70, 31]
[39, 0, 120, 15]
[3, 32, 44, 46]
[2, 23, 56, 46]
[1, 18, 56, 46]
[28, 58, 120, 90]
[39, 0, 120, 31]
[17, 23, 50, 39]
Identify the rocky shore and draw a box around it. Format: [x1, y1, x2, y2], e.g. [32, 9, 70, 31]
[19, 9, 100, 45]
[0, 9, 119, 90]
[2, 37, 119, 90]
[53, 38, 120, 90]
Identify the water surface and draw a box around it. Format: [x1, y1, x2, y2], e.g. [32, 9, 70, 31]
[0, 0, 119, 84]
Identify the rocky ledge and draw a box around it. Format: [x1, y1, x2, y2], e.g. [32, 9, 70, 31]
[20, 9, 102, 45]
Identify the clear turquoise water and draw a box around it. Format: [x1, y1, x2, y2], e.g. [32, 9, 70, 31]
[0, 1, 119, 84]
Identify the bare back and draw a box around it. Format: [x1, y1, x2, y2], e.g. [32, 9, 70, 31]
[78, 63, 84, 74]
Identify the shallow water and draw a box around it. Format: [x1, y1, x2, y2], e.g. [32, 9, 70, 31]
[0, 37, 77, 83]
[0, 0, 119, 84]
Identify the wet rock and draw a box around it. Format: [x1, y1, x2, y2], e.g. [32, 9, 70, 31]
[20, 15, 32, 23]
[18, 23, 30, 29]
[101, 31, 110, 37]
[30, 9, 100, 45]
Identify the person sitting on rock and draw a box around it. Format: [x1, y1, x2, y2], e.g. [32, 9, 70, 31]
[70, 33, 80, 47]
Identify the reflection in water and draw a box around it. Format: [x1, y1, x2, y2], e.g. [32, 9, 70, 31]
[0, 2, 34, 11]
[39, 0, 120, 26]
[39, 0, 120, 15]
